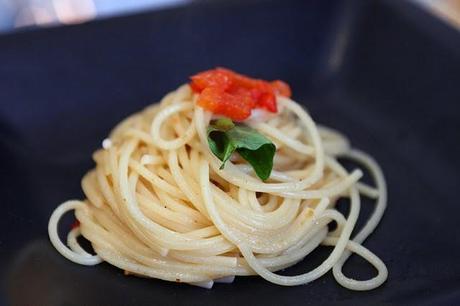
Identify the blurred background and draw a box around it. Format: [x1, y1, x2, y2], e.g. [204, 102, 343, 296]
[0, 0, 191, 31]
[0, 0, 460, 34]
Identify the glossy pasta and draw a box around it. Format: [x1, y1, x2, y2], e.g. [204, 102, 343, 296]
[49, 84, 387, 290]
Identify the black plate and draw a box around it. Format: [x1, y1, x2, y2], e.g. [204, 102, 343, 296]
[1, 0, 460, 305]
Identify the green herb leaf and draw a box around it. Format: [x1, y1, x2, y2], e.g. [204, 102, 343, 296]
[207, 118, 276, 181]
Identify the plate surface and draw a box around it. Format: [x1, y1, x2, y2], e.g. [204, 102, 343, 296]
[1, 0, 460, 305]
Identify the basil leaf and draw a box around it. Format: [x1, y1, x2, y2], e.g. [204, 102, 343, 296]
[237, 144, 275, 181]
[207, 126, 235, 167]
[207, 119, 276, 181]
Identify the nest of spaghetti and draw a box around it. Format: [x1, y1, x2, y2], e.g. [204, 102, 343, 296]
[49, 81, 387, 290]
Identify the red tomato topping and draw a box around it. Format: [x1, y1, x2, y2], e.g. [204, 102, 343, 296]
[199, 87, 254, 121]
[271, 80, 292, 97]
[258, 92, 277, 112]
[190, 68, 233, 92]
[190, 68, 291, 121]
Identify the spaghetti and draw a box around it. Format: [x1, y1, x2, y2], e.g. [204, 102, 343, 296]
[48, 73, 387, 290]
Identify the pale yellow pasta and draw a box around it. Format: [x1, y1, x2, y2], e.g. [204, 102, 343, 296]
[48, 84, 387, 290]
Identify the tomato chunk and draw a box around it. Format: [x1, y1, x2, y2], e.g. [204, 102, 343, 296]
[198, 87, 252, 121]
[190, 68, 291, 121]
[271, 80, 292, 97]
[191, 69, 233, 91]
[257, 92, 277, 112]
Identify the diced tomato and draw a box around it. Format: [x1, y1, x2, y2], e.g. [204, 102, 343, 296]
[250, 80, 272, 99]
[218, 92, 253, 121]
[231, 72, 257, 89]
[271, 80, 292, 97]
[190, 69, 233, 92]
[198, 87, 252, 121]
[197, 87, 224, 113]
[189, 81, 202, 93]
[257, 92, 277, 112]
[190, 68, 291, 121]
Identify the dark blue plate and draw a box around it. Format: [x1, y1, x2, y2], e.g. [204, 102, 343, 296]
[1, 0, 460, 305]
